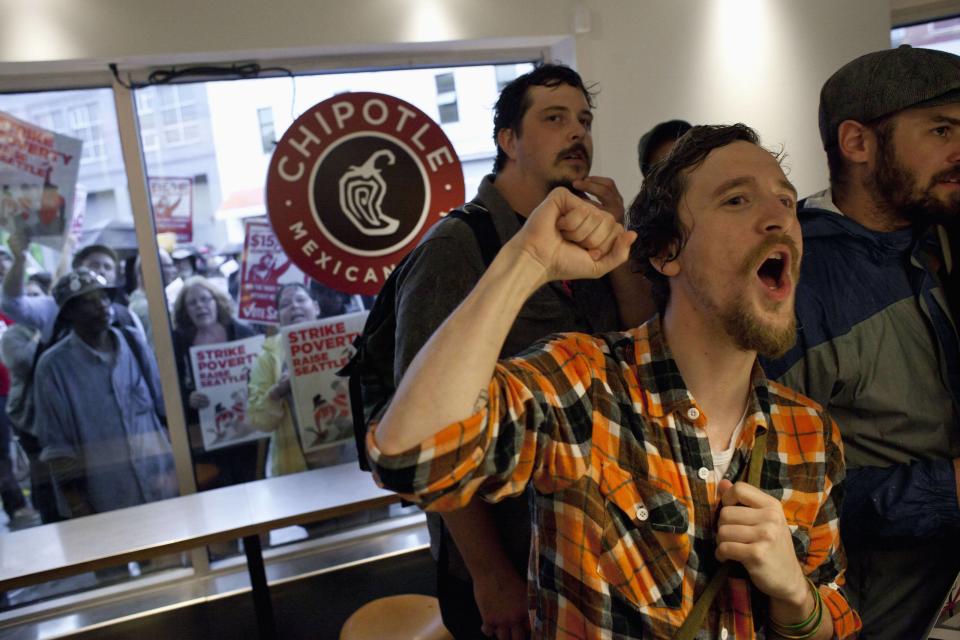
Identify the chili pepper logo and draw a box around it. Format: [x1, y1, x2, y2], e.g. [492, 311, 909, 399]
[337, 149, 399, 236]
[267, 92, 465, 296]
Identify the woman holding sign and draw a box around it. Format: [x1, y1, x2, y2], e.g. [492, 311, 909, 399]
[247, 282, 351, 476]
[171, 277, 260, 492]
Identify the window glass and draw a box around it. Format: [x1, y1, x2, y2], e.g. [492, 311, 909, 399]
[0, 87, 185, 610]
[495, 64, 526, 92]
[435, 72, 460, 124]
[892, 15, 960, 51]
[257, 107, 276, 154]
[137, 61, 534, 558]
[0, 59, 537, 613]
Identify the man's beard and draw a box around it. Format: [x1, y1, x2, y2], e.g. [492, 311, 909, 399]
[547, 178, 587, 199]
[873, 128, 960, 225]
[688, 236, 799, 359]
[720, 297, 797, 359]
[546, 143, 592, 196]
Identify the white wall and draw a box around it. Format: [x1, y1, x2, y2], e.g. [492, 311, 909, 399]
[575, 0, 890, 198]
[0, 0, 575, 70]
[0, 0, 892, 198]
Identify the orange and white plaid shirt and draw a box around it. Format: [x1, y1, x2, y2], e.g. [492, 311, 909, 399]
[369, 317, 861, 639]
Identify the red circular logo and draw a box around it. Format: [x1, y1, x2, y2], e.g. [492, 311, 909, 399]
[266, 92, 465, 296]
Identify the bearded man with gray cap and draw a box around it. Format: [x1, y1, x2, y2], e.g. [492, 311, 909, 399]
[762, 45, 960, 638]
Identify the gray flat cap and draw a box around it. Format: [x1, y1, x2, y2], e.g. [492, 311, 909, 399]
[819, 44, 960, 149]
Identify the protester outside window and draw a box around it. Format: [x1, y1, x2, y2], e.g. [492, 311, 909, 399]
[0, 245, 41, 530]
[129, 249, 178, 346]
[34, 269, 176, 518]
[247, 282, 357, 478]
[1, 230, 143, 344]
[25, 272, 52, 296]
[171, 276, 259, 492]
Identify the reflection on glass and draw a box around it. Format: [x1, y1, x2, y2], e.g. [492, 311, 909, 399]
[248, 282, 358, 477]
[891, 15, 960, 53]
[137, 62, 533, 553]
[0, 88, 186, 609]
[171, 277, 261, 492]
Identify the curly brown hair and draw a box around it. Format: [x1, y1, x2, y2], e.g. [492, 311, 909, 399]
[173, 276, 234, 332]
[492, 63, 596, 174]
[626, 123, 771, 311]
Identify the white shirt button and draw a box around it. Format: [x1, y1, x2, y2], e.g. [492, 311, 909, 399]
[698, 467, 710, 480]
[720, 628, 729, 640]
[686, 407, 701, 420]
[636, 506, 649, 521]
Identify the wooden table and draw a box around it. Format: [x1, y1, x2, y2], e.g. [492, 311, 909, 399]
[0, 463, 398, 639]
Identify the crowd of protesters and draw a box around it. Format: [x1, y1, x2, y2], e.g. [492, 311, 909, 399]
[0, 231, 364, 542]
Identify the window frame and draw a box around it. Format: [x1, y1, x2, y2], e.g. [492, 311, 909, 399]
[0, 43, 553, 631]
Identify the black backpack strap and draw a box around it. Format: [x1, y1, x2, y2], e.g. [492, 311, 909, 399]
[341, 201, 502, 473]
[446, 202, 500, 267]
[117, 325, 149, 383]
[345, 335, 373, 471]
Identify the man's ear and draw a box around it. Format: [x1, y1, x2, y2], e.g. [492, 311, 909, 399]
[497, 128, 517, 161]
[649, 245, 681, 278]
[837, 120, 876, 167]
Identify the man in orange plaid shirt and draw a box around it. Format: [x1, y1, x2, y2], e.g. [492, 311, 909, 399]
[369, 124, 860, 639]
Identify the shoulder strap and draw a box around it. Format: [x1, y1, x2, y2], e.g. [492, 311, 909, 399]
[673, 429, 768, 640]
[118, 326, 148, 379]
[445, 203, 500, 266]
[117, 326, 166, 424]
[343, 202, 499, 472]
[23, 317, 68, 397]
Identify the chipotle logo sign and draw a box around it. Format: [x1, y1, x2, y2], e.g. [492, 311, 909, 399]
[266, 92, 465, 296]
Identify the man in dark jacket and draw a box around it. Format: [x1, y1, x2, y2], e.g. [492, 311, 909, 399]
[393, 63, 653, 639]
[762, 45, 960, 638]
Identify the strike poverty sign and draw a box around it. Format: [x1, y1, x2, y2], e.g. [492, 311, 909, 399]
[189, 334, 268, 451]
[282, 311, 367, 453]
[0, 111, 83, 248]
[266, 92, 465, 296]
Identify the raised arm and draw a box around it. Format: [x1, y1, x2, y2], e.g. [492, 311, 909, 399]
[3, 227, 28, 301]
[2, 227, 58, 335]
[374, 187, 635, 455]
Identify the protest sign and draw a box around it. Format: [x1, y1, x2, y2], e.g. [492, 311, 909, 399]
[150, 176, 193, 242]
[189, 334, 268, 451]
[238, 218, 307, 325]
[0, 111, 83, 247]
[282, 311, 366, 453]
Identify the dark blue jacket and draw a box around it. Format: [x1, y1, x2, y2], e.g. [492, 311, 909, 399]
[761, 198, 960, 543]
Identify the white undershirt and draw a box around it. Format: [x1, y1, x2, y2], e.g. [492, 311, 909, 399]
[711, 406, 749, 483]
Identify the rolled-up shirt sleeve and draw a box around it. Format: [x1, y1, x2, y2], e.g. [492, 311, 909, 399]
[801, 414, 861, 638]
[1, 293, 57, 340]
[368, 333, 602, 510]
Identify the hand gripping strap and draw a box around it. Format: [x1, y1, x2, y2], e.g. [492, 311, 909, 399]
[673, 429, 768, 640]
